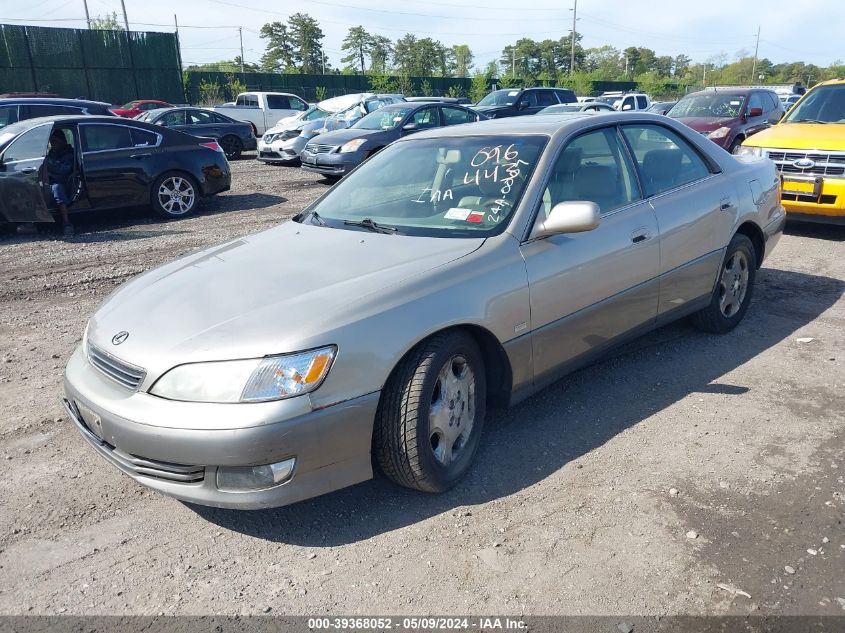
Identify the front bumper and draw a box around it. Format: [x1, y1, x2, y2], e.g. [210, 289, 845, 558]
[780, 176, 845, 223]
[300, 149, 362, 176]
[257, 136, 307, 163]
[63, 346, 377, 509]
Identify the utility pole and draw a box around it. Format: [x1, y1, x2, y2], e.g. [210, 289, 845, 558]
[751, 25, 760, 83]
[570, 0, 578, 74]
[238, 27, 245, 74]
[119, 0, 129, 30]
[82, 0, 91, 29]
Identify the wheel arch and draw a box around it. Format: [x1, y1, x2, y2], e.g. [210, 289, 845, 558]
[735, 221, 765, 268]
[380, 323, 514, 410]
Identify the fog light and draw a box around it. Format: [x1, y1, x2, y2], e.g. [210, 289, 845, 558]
[216, 458, 295, 492]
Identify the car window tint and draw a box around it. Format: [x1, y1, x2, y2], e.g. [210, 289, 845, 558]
[265, 95, 291, 109]
[748, 92, 764, 114]
[0, 105, 19, 129]
[3, 124, 51, 162]
[158, 110, 185, 126]
[441, 107, 475, 126]
[536, 91, 557, 107]
[23, 104, 82, 118]
[555, 90, 576, 104]
[412, 107, 439, 129]
[138, 103, 157, 111]
[188, 109, 214, 124]
[542, 127, 640, 217]
[131, 128, 158, 147]
[636, 96, 648, 109]
[81, 124, 132, 152]
[211, 112, 231, 124]
[519, 91, 538, 108]
[621, 124, 712, 197]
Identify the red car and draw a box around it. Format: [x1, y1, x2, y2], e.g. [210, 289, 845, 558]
[110, 99, 172, 118]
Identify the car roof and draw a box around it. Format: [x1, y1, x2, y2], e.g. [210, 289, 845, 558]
[409, 111, 608, 139]
[0, 97, 111, 107]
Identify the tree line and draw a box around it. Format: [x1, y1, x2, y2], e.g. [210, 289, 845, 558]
[184, 11, 845, 98]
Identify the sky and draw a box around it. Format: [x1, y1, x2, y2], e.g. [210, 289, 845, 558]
[3, 0, 843, 72]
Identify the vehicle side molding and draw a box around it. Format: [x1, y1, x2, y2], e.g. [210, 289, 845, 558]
[534, 201, 601, 239]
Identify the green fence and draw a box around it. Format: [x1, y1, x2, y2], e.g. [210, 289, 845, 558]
[0, 24, 184, 105]
[185, 71, 474, 104]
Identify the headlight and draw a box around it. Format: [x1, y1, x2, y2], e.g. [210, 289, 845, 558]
[280, 130, 300, 141]
[708, 126, 732, 139]
[339, 138, 367, 153]
[150, 346, 336, 403]
[735, 145, 763, 158]
[263, 133, 276, 143]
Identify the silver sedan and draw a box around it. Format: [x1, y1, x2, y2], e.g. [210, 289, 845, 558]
[63, 113, 785, 509]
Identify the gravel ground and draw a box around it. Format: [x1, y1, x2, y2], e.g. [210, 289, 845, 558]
[0, 154, 843, 617]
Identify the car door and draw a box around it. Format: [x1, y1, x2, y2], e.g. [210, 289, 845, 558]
[515, 90, 543, 116]
[0, 122, 54, 222]
[79, 122, 158, 209]
[620, 123, 734, 319]
[441, 106, 479, 126]
[519, 126, 660, 383]
[264, 94, 305, 130]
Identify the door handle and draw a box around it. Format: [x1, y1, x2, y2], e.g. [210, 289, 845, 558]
[130, 153, 151, 160]
[631, 229, 651, 244]
[720, 197, 733, 211]
[21, 167, 37, 174]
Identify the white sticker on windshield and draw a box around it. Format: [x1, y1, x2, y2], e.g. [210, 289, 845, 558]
[508, 91, 519, 96]
[730, 101, 741, 106]
[444, 207, 471, 221]
[393, 116, 403, 121]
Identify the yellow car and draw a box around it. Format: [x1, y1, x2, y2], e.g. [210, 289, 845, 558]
[738, 78, 845, 224]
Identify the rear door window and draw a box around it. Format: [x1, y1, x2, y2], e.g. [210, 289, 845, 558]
[412, 107, 439, 129]
[158, 110, 185, 126]
[188, 109, 215, 124]
[536, 91, 558, 107]
[265, 95, 291, 110]
[636, 96, 648, 109]
[236, 94, 259, 107]
[211, 112, 232, 123]
[131, 128, 158, 147]
[441, 107, 476, 126]
[621, 124, 712, 197]
[554, 89, 576, 104]
[81, 124, 133, 153]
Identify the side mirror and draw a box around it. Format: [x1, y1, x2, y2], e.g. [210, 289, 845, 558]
[517, 101, 528, 111]
[749, 107, 763, 117]
[402, 122, 419, 133]
[535, 201, 601, 239]
[621, 104, 633, 111]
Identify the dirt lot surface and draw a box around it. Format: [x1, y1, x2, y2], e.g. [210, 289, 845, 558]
[0, 155, 843, 617]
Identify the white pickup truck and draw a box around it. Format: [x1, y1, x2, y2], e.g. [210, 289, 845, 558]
[208, 92, 310, 136]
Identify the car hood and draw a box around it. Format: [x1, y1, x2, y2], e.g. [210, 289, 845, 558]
[87, 221, 484, 373]
[309, 128, 394, 148]
[673, 116, 737, 133]
[743, 122, 845, 150]
[266, 117, 326, 135]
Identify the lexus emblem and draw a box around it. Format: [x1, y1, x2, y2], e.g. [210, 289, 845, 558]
[112, 331, 129, 345]
[793, 158, 815, 169]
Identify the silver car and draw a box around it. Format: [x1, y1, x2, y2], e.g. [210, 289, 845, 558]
[63, 113, 785, 509]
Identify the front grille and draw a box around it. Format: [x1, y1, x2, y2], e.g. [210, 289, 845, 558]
[87, 344, 146, 391]
[66, 399, 205, 484]
[764, 149, 845, 178]
[305, 143, 336, 154]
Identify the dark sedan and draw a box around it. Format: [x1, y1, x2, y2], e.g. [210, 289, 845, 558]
[0, 115, 231, 226]
[473, 87, 577, 118]
[136, 107, 257, 160]
[300, 102, 483, 179]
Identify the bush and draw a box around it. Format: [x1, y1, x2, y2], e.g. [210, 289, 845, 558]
[445, 84, 465, 99]
[420, 79, 433, 97]
[226, 74, 247, 102]
[470, 72, 489, 103]
[198, 79, 222, 106]
[315, 86, 328, 101]
[368, 72, 394, 93]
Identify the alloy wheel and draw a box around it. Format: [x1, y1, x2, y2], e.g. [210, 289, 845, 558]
[157, 176, 195, 216]
[719, 251, 750, 317]
[428, 355, 476, 468]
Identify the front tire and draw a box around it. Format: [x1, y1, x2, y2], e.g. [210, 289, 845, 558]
[690, 234, 756, 333]
[151, 172, 199, 219]
[220, 135, 243, 160]
[375, 330, 486, 493]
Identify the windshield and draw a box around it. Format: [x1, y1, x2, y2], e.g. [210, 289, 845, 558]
[595, 96, 618, 105]
[354, 107, 413, 130]
[477, 90, 520, 107]
[668, 94, 746, 119]
[302, 135, 547, 238]
[303, 106, 329, 121]
[784, 84, 845, 123]
[120, 101, 140, 109]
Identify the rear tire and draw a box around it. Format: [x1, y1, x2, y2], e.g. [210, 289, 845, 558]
[220, 135, 242, 160]
[150, 172, 199, 219]
[374, 330, 486, 493]
[690, 234, 756, 333]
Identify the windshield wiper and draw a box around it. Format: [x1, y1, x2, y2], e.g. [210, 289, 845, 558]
[789, 118, 829, 124]
[343, 217, 399, 234]
[308, 211, 327, 226]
